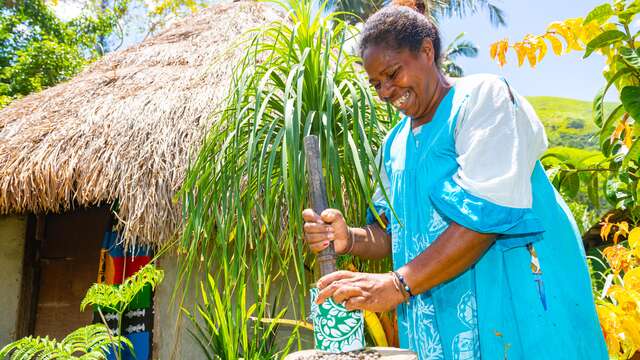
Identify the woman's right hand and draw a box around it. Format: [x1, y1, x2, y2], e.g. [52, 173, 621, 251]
[302, 208, 351, 254]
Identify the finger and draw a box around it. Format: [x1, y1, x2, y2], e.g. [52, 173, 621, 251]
[309, 242, 330, 254]
[332, 286, 363, 304]
[304, 233, 333, 244]
[304, 222, 335, 234]
[317, 270, 354, 289]
[344, 296, 367, 311]
[316, 281, 341, 304]
[302, 208, 321, 223]
[320, 209, 343, 224]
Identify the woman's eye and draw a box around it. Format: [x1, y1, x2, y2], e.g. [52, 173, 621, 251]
[390, 69, 399, 79]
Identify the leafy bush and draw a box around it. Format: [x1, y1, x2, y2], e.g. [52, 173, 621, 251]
[0, 263, 162, 360]
[492, 0, 640, 357]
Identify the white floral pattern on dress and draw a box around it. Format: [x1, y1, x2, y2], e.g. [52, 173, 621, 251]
[451, 291, 480, 360]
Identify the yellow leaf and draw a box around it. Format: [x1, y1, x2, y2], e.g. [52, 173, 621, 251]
[544, 33, 563, 56]
[624, 123, 633, 149]
[564, 18, 586, 51]
[513, 43, 527, 66]
[364, 311, 389, 346]
[597, 304, 622, 355]
[622, 316, 640, 349]
[612, 120, 626, 143]
[580, 22, 602, 44]
[537, 40, 548, 62]
[250, 316, 314, 331]
[618, 222, 630, 236]
[629, 228, 640, 249]
[547, 22, 572, 53]
[624, 268, 640, 291]
[603, 245, 632, 274]
[601, 222, 613, 241]
[497, 39, 509, 67]
[526, 47, 537, 67]
[489, 42, 499, 60]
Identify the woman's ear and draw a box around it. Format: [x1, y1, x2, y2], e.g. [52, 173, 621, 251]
[421, 38, 434, 65]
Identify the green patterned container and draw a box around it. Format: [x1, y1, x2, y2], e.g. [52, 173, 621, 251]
[310, 287, 365, 352]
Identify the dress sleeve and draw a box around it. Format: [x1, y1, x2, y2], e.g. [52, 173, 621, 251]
[429, 76, 548, 248]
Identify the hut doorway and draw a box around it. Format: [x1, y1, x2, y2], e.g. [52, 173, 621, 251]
[20, 206, 111, 340]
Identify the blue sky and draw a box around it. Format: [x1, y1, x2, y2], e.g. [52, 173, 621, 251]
[439, 0, 619, 101]
[54, 0, 633, 101]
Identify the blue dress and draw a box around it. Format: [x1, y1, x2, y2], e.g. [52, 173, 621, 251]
[368, 75, 607, 359]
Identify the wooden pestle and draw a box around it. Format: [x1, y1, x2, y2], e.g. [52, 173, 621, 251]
[304, 135, 337, 276]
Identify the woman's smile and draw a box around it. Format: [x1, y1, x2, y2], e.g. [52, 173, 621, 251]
[392, 90, 411, 111]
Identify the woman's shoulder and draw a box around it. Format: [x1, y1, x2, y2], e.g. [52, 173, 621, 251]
[454, 73, 513, 101]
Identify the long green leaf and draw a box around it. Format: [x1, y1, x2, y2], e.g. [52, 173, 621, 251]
[584, 30, 626, 58]
[583, 3, 614, 25]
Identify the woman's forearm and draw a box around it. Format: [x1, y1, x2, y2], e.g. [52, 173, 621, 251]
[397, 222, 495, 295]
[348, 221, 392, 260]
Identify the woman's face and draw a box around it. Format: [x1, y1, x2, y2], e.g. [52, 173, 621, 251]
[362, 40, 438, 121]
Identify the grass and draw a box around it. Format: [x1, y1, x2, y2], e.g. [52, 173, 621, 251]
[527, 96, 618, 150]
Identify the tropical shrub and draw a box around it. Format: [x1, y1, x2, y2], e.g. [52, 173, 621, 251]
[0, 263, 163, 360]
[0, 324, 132, 360]
[178, 0, 396, 355]
[490, 1, 640, 357]
[490, 0, 639, 219]
[82, 264, 164, 360]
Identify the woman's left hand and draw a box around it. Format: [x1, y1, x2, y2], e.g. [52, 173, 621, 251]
[315, 271, 406, 312]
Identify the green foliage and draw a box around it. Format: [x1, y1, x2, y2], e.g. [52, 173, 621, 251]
[0, 324, 133, 360]
[182, 274, 295, 360]
[81, 263, 164, 313]
[0, 0, 125, 104]
[441, 32, 478, 77]
[584, 0, 640, 220]
[0, 262, 162, 360]
[527, 96, 616, 150]
[542, 146, 608, 214]
[178, 0, 394, 355]
[0, 0, 212, 108]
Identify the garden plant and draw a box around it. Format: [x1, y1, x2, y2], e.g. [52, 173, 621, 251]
[0, 264, 163, 360]
[490, 0, 640, 357]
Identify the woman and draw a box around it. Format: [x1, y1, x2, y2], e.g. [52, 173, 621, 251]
[302, 4, 607, 360]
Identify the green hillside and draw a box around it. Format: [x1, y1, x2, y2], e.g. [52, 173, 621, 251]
[526, 96, 618, 150]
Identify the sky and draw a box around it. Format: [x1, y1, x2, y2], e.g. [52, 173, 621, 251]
[53, 0, 635, 101]
[438, 0, 629, 101]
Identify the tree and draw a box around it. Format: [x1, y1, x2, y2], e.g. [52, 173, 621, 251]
[331, 0, 506, 27]
[441, 32, 478, 77]
[0, 0, 125, 106]
[0, 0, 211, 108]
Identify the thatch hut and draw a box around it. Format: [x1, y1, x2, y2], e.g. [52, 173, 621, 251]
[0, 2, 281, 358]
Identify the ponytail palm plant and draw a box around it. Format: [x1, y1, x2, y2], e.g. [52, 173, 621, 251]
[178, 0, 396, 355]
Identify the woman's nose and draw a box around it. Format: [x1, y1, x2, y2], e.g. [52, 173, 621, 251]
[378, 81, 394, 102]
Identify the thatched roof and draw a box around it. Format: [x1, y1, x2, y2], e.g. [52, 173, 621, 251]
[0, 2, 281, 247]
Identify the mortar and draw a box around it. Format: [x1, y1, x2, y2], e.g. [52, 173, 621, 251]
[284, 347, 418, 360]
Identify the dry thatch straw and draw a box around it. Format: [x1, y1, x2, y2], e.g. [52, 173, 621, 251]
[0, 1, 282, 248]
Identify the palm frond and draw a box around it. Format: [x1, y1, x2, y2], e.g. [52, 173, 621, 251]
[440, 32, 476, 77]
[441, 61, 464, 77]
[436, 0, 506, 27]
[445, 40, 478, 59]
[487, 3, 506, 27]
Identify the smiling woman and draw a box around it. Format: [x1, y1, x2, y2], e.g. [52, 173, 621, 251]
[302, 3, 609, 359]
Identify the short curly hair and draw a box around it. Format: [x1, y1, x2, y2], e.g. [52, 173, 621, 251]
[358, 5, 442, 66]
